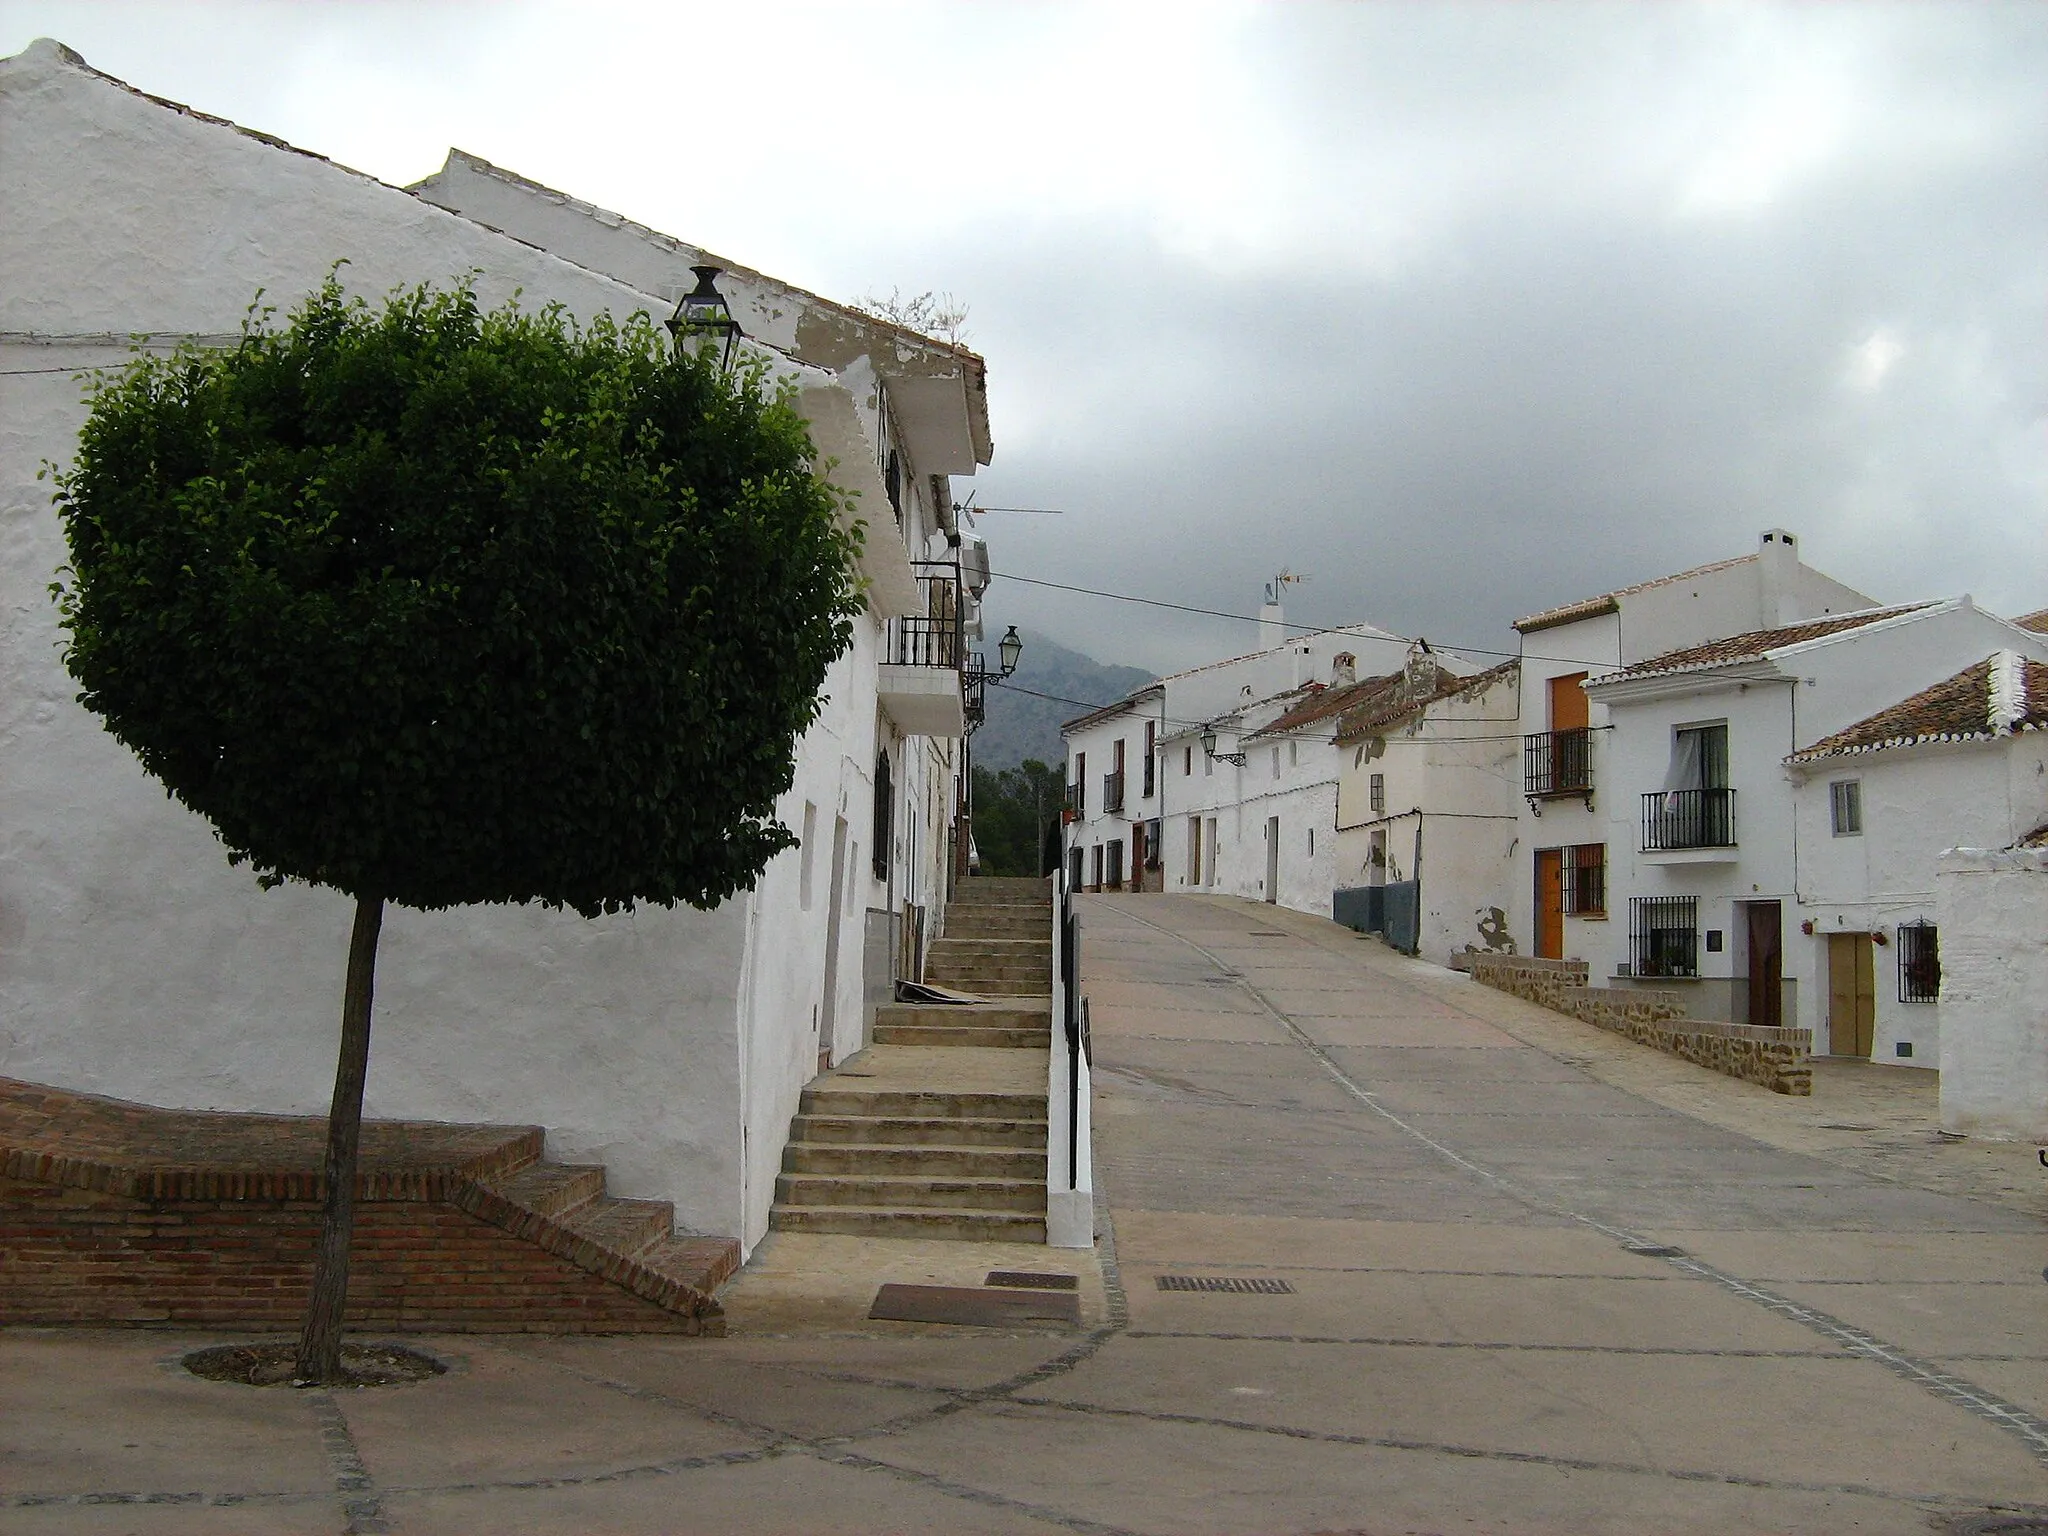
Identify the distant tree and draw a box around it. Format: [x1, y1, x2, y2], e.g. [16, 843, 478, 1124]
[971, 759, 1067, 877]
[50, 276, 862, 1381]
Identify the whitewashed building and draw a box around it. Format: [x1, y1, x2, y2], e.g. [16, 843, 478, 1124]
[1936, 833, 2048, 1139]
[1579, 599, 2048, 1060]
[1330, 654, 1521, 961]
[1510, 531, 1878, 966]
[1785, 650, 2048, 1067]
[0, 41, 991, 1255]
[1061, 605, 1416, 910]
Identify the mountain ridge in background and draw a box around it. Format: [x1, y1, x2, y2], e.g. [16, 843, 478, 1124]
[974, 629, 1154, 771]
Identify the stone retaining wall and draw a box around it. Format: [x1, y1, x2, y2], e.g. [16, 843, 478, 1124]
[1468, 954, 1811, 1096]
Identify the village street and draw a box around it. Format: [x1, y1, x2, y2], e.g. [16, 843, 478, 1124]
[6, 894, 2048, 1535]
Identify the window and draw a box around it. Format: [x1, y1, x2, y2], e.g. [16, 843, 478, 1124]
[1072, 752, 1085, 817]
[1898, 920, 1940, 1002]
[1645, 723, 1734, 849]
[1561, 844, 1605, 916]
[871, 750, 893, 881]
[1830, 780, 1862, 837]
[1307, 827, 1315, 856]
[1369, 773, 1385, 814]
[1289, 741, 1299, 768]
[1272, 746, 1282, 778]
[1184, 745, 1193, 776]
[1629, 896, 1699, 978]
[1143, 721, 1157, 797]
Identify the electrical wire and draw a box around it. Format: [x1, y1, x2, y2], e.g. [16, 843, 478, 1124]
[987, 567, 1627, 671]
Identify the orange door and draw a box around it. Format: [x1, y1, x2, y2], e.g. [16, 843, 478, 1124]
[1534, 849, 1564, 959]
[1549, 673, 1589, 732]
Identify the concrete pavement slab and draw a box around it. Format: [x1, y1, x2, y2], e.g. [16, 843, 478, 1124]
[1664, 1229, 2048, 1283]
[503, 1336, 952, 1440]
[1044, 1335, 2048, 1502]
[1111, 1212, 1635, 1272]
[866, 1398, 1962, 1536]
[378, 1446, 1080, 1536]
[1756, 1279, 2047, 1360]
[336, 1338, 763, 1489]
[0, 1331, 331, 1499]
[650, 1334, 1080, 1392]
[0, 1499, 341, 1535]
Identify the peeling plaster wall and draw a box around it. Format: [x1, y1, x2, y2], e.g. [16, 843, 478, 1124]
[1936, 847, 2048, 1139]
[0, 41, 892, 1248]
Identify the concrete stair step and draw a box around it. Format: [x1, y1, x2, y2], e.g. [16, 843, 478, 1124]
[871, 1023, 1051, 1048]
[774, 1172, 1047, 1213]
[941, 913, 1053, 935]
[928, 937, 1053, 957]
[921, 977, 1049, 997]
[873, 1002, 1050, 1029]
[790, 1113, 1047, 1148]
[561, 1195, 673, 1257]
[782, 1142, 1043, 1178]
[799, 1087, 1048, 1119]
[768, 1205, 1048, 1242]
[483, 1161, 608, 1220]
[953, 878, 1051, 898]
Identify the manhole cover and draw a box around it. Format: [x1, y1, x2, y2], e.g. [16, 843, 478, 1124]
[1620, 1241, 1688, 1259]
[986, 1270, 1079, 1291]
[1156, 1275, 1295, 1294]
[183, 1341, 446, 1388]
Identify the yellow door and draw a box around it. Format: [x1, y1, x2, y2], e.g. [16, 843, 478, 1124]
[1827, 933, 1876, 1057]
[1534, 849, 1564, 959]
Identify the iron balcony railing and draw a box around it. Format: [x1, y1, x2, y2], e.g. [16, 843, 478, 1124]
[1524, 728, 1592, 796]
[1102, 769, 1125, 814]
[1641, 787, 1736, 850]
[889, 562, 965, 669]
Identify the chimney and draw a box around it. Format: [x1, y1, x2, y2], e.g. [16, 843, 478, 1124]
[1332, 652, 1356, 686]
[1258, 599, 1285, 653]
[1758, 528, 1800, 626]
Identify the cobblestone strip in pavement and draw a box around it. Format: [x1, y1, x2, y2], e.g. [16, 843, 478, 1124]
[1100, 896, 2048, 1475]
[308, 1391, 389, 1536]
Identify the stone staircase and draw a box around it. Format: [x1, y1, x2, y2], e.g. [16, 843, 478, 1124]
[770, 877, 1055, 1242]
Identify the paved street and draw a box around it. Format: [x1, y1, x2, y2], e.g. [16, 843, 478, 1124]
[6, 893, 2048, 1534]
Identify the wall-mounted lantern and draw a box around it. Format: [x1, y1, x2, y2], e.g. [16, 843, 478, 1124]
[666, 264, 743, 372]
[1200, 727, 1246, 766]
[997, 625, 1023, 676]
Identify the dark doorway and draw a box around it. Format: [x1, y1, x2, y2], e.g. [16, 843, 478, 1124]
[1745, 901, 1782, 1029]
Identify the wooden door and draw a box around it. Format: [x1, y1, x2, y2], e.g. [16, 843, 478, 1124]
[1534, 849, 1564, 959]
[1548, 673, 1590, 732]
[1827, 933, 1875, 1057]
[1264, 816, 1280, 903]
[1745, 902, 1782, 1029]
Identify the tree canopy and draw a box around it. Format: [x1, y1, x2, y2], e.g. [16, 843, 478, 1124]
[52, 276, 864, 916]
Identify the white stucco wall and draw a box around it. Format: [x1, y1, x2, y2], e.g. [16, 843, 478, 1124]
[0, 40, 938, 1251]
[1936, 847, 2048, 1139]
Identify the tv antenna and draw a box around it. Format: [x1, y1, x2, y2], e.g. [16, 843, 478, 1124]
[953, 490, 1066, 525]
[1265, 569, 1308, 605]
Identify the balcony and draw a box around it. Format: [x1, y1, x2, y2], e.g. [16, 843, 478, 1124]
[1524, 728, 1592, 799]
[1640, 787, 1736, 853]
[1102, 769, 1126, 815]
[878, 562, 966, 737]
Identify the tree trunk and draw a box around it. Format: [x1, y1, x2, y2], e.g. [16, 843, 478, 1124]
[295, 894, 385, 1385]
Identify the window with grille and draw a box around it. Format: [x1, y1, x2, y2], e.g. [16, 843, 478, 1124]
[1898, 920, 1940, 1002]
[1560, 844, 1605, 916]
[1629, 895, 1698, 978]
[1830, 780, 1862, 836]
[1370, 773, 1385, 814]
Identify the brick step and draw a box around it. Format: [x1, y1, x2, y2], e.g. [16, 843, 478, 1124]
[768, 1205, 1048, 1242]
[789, 1113, 1047, 1148]
[559, 1195, 675, 1257]
[872, 1022, 1051, 1048]
[774, 1171, 1046, 1213]
[799, 1086, 1048, 1119]
[781, 1142, 1043, 1178]
[873, 1002, 1050, 1030]
[484, 1161, 607, 1220]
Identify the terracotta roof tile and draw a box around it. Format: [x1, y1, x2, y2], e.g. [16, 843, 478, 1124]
[1513, 554, 1755, 634]
[1592, 604, 1932, 686]
[2013, 608, 2048, 634]
[1331, 659, 1519, 742]
[1248, 674, 1402, 738]
[1787, 653, 2048, 763]
[2016, 821, 2048, 849]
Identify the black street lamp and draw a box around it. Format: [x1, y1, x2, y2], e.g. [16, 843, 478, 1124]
[997, 624, 1023, 676]
[666, 264, 743, 372]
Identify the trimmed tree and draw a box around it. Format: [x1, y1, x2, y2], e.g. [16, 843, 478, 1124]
[50, 276, 863, 1381]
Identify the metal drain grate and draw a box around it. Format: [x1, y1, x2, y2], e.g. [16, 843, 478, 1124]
[1245, 930, 1289, 937]
[1156, 1275, 1295, 1294]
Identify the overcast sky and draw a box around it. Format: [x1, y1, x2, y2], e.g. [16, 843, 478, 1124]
[6, 1, 2042, 679]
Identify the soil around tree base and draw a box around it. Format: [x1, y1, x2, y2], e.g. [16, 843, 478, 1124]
[182, 1340, 447, 1388]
